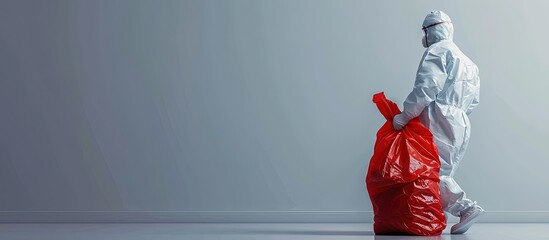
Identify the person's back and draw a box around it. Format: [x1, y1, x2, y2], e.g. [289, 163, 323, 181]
[429, 40, 480, 116]
[392, 10, 484, 234]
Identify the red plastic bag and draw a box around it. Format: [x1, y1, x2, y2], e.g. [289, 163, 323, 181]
[366, 92, 446, 235]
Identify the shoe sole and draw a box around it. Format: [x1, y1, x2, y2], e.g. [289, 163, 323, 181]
[451, 210, 484, 234]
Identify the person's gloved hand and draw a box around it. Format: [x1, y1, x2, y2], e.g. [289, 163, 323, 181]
[393, 113, 412, 131]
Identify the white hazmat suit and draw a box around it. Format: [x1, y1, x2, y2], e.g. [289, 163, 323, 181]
[392, 11, 484, 234]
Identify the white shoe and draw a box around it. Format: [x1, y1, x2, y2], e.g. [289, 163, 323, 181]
[451, 204, 485, 234]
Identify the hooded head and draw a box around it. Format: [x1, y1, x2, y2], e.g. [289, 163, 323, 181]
[422, 10, 453, 48]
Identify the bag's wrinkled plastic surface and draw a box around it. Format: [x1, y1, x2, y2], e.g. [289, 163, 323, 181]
[366, 92, 446, 236]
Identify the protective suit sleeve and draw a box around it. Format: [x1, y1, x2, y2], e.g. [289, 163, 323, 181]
[402, 51, 446, 118]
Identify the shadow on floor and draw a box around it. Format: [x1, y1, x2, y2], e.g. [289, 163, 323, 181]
[219, 228, 471, 240]
[245, 229, 374, 236]
[218, 227, 374, 236]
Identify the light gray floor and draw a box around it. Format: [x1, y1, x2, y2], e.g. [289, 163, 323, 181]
[0, 223, 548, 240]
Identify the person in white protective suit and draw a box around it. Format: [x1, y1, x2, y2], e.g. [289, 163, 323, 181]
[392, 11, 484, 234]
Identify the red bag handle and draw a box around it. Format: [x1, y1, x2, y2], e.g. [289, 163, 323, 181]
[372, 92, 401, 120]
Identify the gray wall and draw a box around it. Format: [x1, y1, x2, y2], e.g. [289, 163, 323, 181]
[1, 0, 548, 222]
